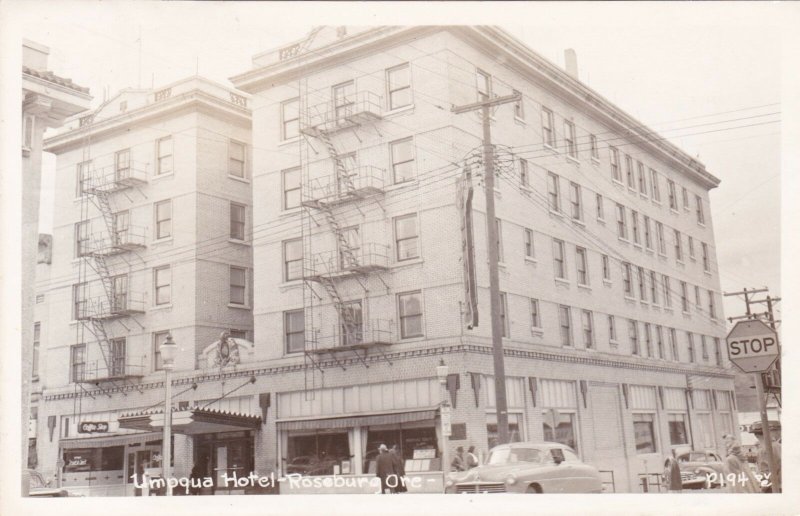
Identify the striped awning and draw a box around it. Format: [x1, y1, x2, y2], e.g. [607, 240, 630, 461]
[276, 408, 438, 431]
[60, 431, 164, 449]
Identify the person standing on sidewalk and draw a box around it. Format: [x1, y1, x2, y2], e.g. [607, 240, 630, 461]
[375, 444, 397, 494]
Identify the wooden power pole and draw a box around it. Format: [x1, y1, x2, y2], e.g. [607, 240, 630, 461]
[452, 92, 520, 445]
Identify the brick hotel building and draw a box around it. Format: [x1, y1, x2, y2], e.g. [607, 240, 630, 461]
[33, 26, 736, 495]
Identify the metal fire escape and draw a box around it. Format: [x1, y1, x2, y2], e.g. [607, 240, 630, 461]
[75, 120, 148, 391]
[299, 86, 393, 394]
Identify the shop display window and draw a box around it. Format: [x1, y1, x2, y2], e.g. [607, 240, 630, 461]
[286, 431, 350, 476]
[542, 411, 578, 453]
[487, 413, 523, 450]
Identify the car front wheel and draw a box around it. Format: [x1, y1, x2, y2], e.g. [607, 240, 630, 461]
[526, 484, 542, 494]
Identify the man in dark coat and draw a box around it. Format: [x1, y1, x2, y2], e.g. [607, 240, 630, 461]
[375, 444, 397, 494]
[390, 445, 406, 493]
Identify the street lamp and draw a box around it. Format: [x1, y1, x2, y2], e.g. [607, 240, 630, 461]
[436, 359, 450, 491]
[160, 333, 178, 496]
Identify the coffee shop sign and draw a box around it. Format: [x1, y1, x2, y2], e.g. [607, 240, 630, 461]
[79, 421, 110, 433]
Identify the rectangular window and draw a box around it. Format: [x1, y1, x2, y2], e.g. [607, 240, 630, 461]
[115, 149, 131, 180]
[688, 236, 695, 260]
[76, 161, 91, 196]
[656, 222, 666, 255]
[387, 63, 412, 110]
[564, 120, 577, 158]
[625, 155, 635, 188]
[519, 159, 529, 187]
[701, 243, 710, 272]
[638, 266, 646, 300]
[590, 134, 599, 160]
[282, 167, 301, 210]
[74, 221, 90, 258]
[656, 325, 665, 359]
[499, 292, 509, 338]
[32, 322, 40, 378]
[285, 310, 305, 353]
[631, 211, 641, 245]
[476, 69, 492, 101]
[281, 98, 299, 140]
[155, 199, 172, 239]
[643, 216, 652, 250]
[395, 213, 419, 261]
[582, 310, 594, 349]
[696, 195, 705, 224]
[398, 291, 424, 339]
[668, 414, 689, 445]
[110, 338, 126, 377]
[547, 172, 560, 212]
[650, 270, 658, 304]
[228, 140, 246, 178]
[513, 89, 524, 120]
[674, 230, 683, 261]
[708, 290, 717, 319]
[663, 275, 672, 308]
[559, 305, 572, 346]
[542, 412, 578, 453]
[70, 344, 86, 383]
[623, 262, 632, 296]
[338, 226, 360, 270]
[230, 266, 246, 305]
[553, 239, 566, 279]
[495, 219, 504, 262]
[156, 136, 173, 175]
[669, 328, 678, 360]
[644, 323, 653, 357]
[668, 180, 678, 210]
[72, 282, 87, 320]
[283, 238, 303, 281]
[616, 204, 627, 240]
[680, 281, 689, 312]
[332, 81, 355, 122]
[542, 107, 555, 147]
[524, 228, 534, 258]
[602, 254, 610, 281]
[111, 274, 128, 312]
[687, 332, 696, 363]
[610, 146, 621, 182]
[569, 182, 582, 221]
[390, 137, 415, 184]
[633, 413, 657, 454]
[682, 187, 690, 210]
[694, 285, 702, 310]
[576, 247, 589, 286]
[596, 193, 604, 220]
[230, 202, 246, 240]
[608, 315, 617, 342]
[112, 210, 129, 245]
[714, 338, 722, 366]
[340, 300, 364, 347]
[637, 161, 647, 195]
[650, 169, 661, 201]
[530, 299, 541, 329]
[701, 335, 709, 360]
[153, 331, 169, 371]
[154, 266, 171, 305]
[629, 319, 639, 355]
[229, 329, 248, 340]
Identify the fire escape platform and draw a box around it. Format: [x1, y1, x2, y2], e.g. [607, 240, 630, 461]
[306, 340, 392, 355]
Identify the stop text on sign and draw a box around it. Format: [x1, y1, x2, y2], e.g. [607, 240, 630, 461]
[728, 336, 777, 356]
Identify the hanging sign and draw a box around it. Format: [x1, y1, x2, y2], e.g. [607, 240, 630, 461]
[78, 421, 110, 433]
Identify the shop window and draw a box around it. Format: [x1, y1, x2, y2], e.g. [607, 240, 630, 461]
[633, 413, 656, 454]
[668, 413, 689, 445]
[542, 411, 578, 453]
[364, 425, 439, 473]
[286, 432, 351, 476]
[63, 446, 124, 473]
[487, 413, 522, 450]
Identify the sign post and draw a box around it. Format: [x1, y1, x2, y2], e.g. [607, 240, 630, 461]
[726, 319, 781, 493]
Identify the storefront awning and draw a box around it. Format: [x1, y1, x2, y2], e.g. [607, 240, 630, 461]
[118, 407, 262, 435]
[60, 431, 164, 449]
[276, 408, 438, 431]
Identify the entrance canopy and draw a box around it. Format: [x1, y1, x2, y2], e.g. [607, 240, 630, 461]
[118, 407, 261, 435]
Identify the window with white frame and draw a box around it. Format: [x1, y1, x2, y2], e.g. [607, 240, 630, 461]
[553, 239, 567, 279]
[663, 275, 672, 308]
[582, 310, 594, 349]
[499, 292, 509, 338]
[674, 229, 683, 261]
[590, 134, 599, 160]
[610, 146, 621, 182]
[530, 298, 541, 330]
[650, 169, 661, 201]
[156, 136, 173, 175]
[655, 325, 665, 359]
[542, 410, 579, 453]
[284, 309, 305, 353]
[230, 266, 246, 305]
[688, 236, 695, 260]
[569, 182, 582, 220]
[608, 314, 617, 342]
[623, 262, 632, 297]
[700, 335, 709, 360]
[154, 265, 171, 305]
[387, 63, 412, 110]
[513, 89, 524, 120]
[708, 290, 717, 320]
[541, 107, 555, 147]
[656, 222, 666, 255]
[696, 195, 705, 224]
[629, 319, 639, 355]
[398, 291, 423, 339]
[644, 323, 653, 357]
[281, 98, 300, 140]
[74, 221, 90, 258]
[228, 140, 246, 178]
[155, 199, 172, 239]
[644, 216, 652, 250]
[687, 332, 696, 363]
[668, 180, 678, 210]
[283, 238, 303, 281]
[714, 337, 722, 366]
[694, 285, 702, 311]
[282, 167, 301, 210]
[524, 228, 534, 258]
[682, 187, 690, 210]
[519, 159, 529, 187]
[633, 413, 657, 453]
[559, 305, 572, 346]
[625, 154, 635, 189]
[596, 193, 604, 221]
[650, 270, 658, 304]
[668, 413, 689, 445]
[564, 120, 577, 158]
[638, 266, 646, 300]
[230, 202, 246, 241]
[394, 213, 419, 261]
[70, 344, 86, 383]
[547, 172, 561, 212]
[153, 330, 169, 371]
[680, 281, 689, 312]
[631, 211, 641, 245]
[602, 254, 610, 281]
[701, 242, 710, 272]
[616, 204, 628, 240]
[476, 69, 492, 101]
[390, 137, 415, 184]
[669, 328, 678, 360]
[115, 149, 130, 180]
[637, 161, 647, 195]
[76, 160, 91, 196]
[576, 247, 589, 286]
[72, 282, 87, 320]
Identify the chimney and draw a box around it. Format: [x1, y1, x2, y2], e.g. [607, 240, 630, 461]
[564, 49, 578, 79]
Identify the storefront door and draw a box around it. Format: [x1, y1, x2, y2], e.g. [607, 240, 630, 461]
[126, 445, 162, 496]
[194, 431, 254, 493]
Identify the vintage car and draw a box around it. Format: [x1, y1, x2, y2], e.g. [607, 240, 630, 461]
[675, 450, 725, 489]
[444, 442, 602, 494]
[24, 469, 79, 497]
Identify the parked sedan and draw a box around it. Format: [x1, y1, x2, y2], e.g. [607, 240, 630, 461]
[445, 442, 602, 494]
[24, 469, 77, 497]
[676, 451, 725, 489]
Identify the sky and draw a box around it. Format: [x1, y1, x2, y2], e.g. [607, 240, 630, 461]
[9, 1, 793, 324]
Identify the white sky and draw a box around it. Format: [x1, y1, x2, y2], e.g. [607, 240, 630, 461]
[12, 1, 792, 322]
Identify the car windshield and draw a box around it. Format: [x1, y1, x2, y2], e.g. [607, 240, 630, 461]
[29, 472, 46, 488]
[487, 448, 542, 465]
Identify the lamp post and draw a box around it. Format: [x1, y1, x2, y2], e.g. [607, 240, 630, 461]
[159, 334, 177, 496]
[436, 359, 450, 492]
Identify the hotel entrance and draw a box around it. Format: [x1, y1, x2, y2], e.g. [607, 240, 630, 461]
[194, 431, 255, 494]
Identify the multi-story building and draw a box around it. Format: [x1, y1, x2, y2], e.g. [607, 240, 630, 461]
[36, 77, 253, 496]
[229, 26, 736, 493]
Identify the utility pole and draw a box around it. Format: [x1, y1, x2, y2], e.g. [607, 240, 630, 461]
[452, 92, 520, 445]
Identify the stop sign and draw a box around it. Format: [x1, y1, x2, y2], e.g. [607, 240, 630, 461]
[726, 319, 779, 373]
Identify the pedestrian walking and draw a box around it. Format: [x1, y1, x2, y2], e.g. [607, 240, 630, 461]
[721, 434, 760, 493]
[189, 455, 207, 496]
[451, 446, 467, 472]
[390, 444, 407, 493]
[753, 426, 781, 493]
[375, 444, 397, 494]
[662, 450, 682, 493]
[466, 446, 479, 469]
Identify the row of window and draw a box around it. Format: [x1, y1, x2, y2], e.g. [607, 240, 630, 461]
[621, 261, 718, 318]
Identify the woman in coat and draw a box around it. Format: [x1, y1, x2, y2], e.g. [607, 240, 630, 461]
[721, 434, 760, 493]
